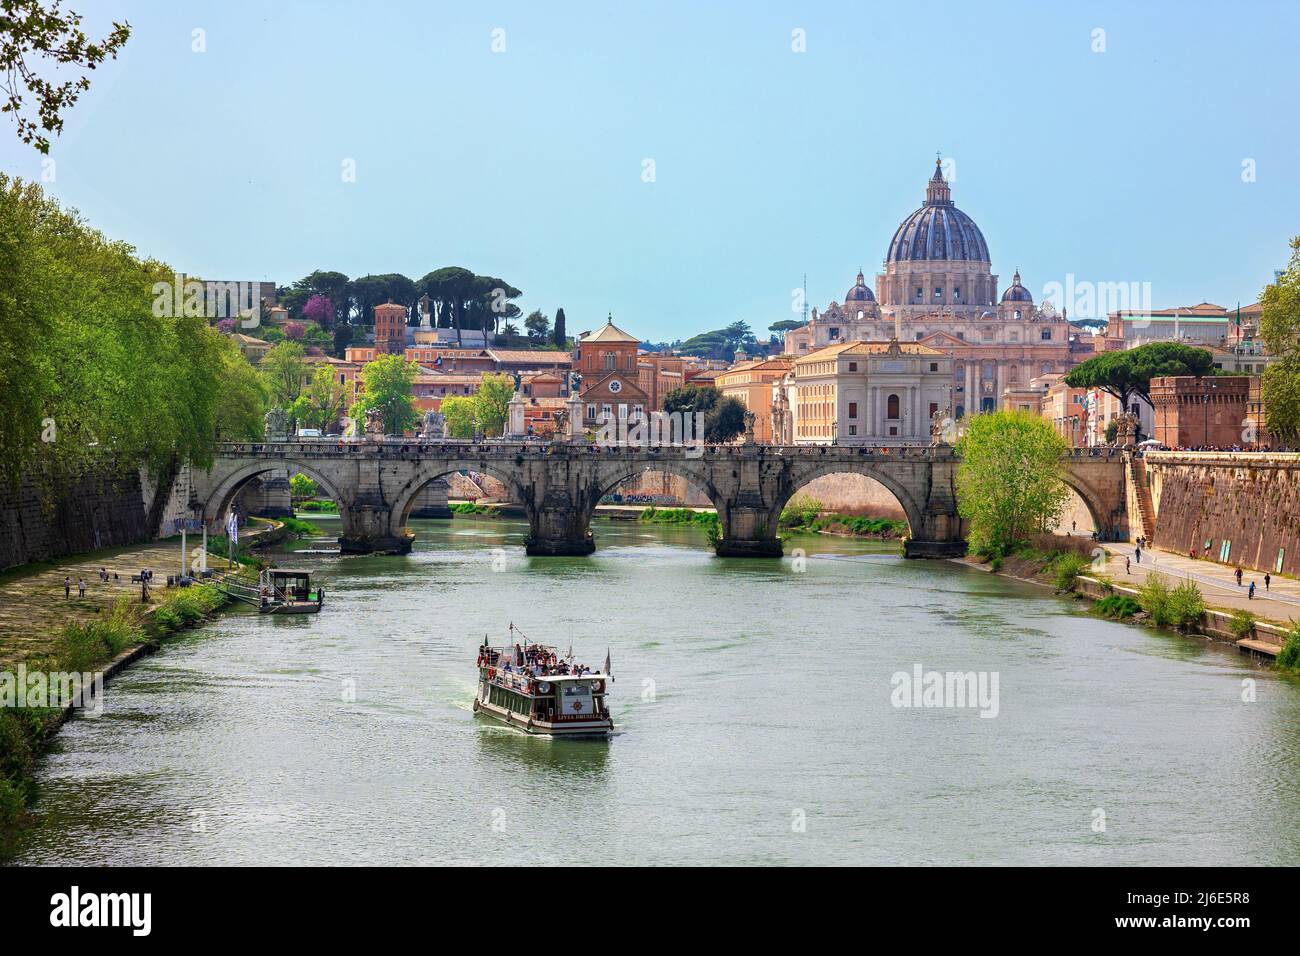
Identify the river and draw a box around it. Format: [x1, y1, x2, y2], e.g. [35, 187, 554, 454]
[13, 517, 1300, 865]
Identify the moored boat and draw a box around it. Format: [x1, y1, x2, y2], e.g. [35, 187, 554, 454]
[257, 568, 324, 615]
[473, 625, 613, 737]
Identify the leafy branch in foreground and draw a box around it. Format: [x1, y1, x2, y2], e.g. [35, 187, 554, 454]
[0, 1, 130, 153]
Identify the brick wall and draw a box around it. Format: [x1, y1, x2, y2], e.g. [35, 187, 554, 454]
[0, 466, 151, 571]
[1147, 452, 1300, 575]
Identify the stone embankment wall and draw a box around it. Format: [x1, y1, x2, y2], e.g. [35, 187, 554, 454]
[1145, 452, 1300, 576]
[0, 467, 151, 571]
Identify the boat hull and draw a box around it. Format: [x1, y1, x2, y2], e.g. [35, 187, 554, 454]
[473, 697, 612, 738]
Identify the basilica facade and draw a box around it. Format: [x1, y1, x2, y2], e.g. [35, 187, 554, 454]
[784, 160, 1075, 418]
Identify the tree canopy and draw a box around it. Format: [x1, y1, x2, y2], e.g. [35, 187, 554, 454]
[349, 354, 419, 436]
[0, 174, 228, 483]
[955, 410, 1070, 557]
[661, 384, 747, 443]
[1063, 341, 1215, 409]
[1259, 237, 1300, 442]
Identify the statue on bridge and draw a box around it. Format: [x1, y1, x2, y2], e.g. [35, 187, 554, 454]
[743, 410, 756, 445]
[568, 370, 582, 395]
[264, 407, 289, 441]
[364, 407, 386, 441]
[420, 408, 446, 440]
[930, 406, 953, 446]
[1114, 411, 1141, 448]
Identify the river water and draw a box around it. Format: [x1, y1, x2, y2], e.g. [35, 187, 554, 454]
[13, 517, 1300, 866]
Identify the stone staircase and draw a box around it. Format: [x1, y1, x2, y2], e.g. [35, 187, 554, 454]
[1129, 455, 1158, 542]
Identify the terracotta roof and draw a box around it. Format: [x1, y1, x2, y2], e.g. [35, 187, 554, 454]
[580, 317, 640, 343]
[487, 349, 573, 364]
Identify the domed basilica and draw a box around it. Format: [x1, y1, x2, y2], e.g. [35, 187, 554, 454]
[784, 159, 1074, 417]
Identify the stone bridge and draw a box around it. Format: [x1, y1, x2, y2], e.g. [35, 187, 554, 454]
[190, 441, 1128, 558]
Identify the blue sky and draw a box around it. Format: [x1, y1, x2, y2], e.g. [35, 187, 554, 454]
[3, 0, 1297, 341]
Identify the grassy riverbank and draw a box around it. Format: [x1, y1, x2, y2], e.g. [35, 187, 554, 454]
[0, 578, 248, 854]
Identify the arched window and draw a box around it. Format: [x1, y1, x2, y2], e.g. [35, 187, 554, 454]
[887, 394, 900, 420]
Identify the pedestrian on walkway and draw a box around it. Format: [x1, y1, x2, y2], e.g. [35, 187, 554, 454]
[1135, 546, 1142, 564]
[77, 577, 85, 598]
[1249, 581, 1256, 600]
[1265, 573, 1271, 591]
[1235, 566, 1243, 586]
[1125, 557, 1131, 574]
[64, 576, 71, 599]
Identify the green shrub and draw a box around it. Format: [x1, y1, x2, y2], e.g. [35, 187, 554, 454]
[1167, 580, 1206, 630]
[1094, 594, 1142, 618]
[989, 555, 1003, 572]
[1048, 551, 1091, 591]
[53, 598, 144, 671]
[1277, 625, 1300, 671]
[297, 499, 338, 513]
[1139, 572, 1173, 626]
[778, 495, 823, 529]
[280, 516, 324, 536]
[152, 585, 224, 634]
[1229, 609, 1257, 640]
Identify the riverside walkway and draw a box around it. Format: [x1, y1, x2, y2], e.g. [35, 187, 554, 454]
[1096, 538, 1300, 624]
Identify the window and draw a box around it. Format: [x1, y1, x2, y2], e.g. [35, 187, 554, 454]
[829, 327, 840, 340]
[848, 425, 857, 436]
[601, 404, 612, 417]
[929, 362, 938, 372]
[915, 332, 924, 341]
[848, 361, 858, 372]
[1040, 329, 1051, 341]
[604, 352, 616, 370]
[889, 426, 898, 436]
[586, 404, 596, 418]
[929, 402, 939, 418]
[1013, 310, 1022, 320]
[954, 287, 962, 300]
[848, 402, 858, 418]
[915, 286, 923, 302]
[887, 394, 900, 420]
[934, 287, 942, 300]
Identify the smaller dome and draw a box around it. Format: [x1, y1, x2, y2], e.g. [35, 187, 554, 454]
[1001, 271, 1033, 303]
[845, 270, 875, 302]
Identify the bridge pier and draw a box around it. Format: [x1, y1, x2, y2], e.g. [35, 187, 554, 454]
[525, 505, 595, 556]
[340, 501, 413, 555]
[715, 502, 782, 557]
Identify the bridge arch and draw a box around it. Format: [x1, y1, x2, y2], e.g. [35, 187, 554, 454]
[587, 458, 723, 520]
[203, 459, 352, 529]
[1058, 469, 1116, 537]
[772, 461, 927, 537]
[388, 461, 530, 537]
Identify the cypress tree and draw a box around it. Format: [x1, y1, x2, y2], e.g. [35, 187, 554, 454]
[553, 307, 567, 348]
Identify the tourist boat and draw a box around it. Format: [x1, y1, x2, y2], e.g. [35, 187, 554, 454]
[256, 568, 324, 615]
[473, 625, 613, 737]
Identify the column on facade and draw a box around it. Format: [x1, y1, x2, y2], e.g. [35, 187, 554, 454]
[965, 361, 975, 413]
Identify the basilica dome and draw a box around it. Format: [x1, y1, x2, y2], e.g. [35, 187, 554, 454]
[1001, 271, 1033, 303]
[885, 160, 990, 264]
[845, 270, 875, 302]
